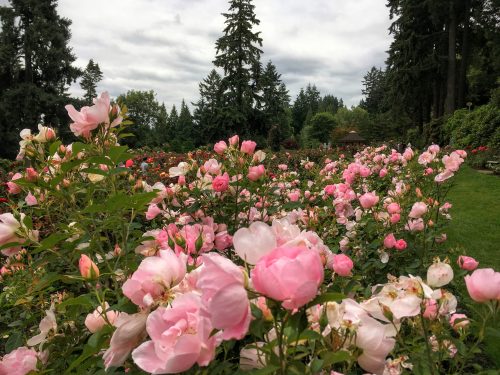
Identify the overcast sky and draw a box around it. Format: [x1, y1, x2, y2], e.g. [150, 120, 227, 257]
[4, 0, 393, 108]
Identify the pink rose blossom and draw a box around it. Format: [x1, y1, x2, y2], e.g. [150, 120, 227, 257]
[379, 168, 388, 177]
[247, 165, 265, 181]
[214, 231, 232, 251]
[131, 292, 218, 374]
[418, 151, 434, 165]
[331, 253, 354, 276]
[383, 234, 396, 249]
[240, 140, 257, 155]
[278, 164, 288, 171]
[212, 173, 230, 192]
[423, 299, 438, 319]
[449, 313, 469, 330]
[390, 213, 400, 224]
[197, 253, 251, 340]
[394, 239, 407, 251]
[214, 141, 227, 154]
[464, 268, 500, 302]
[7, 173, 22, 194]
[409, 202, 428, 218]
[103, 312, 147, 369]
[229, 135, 239, 146]
[0, 346, 38, 375]
[359, 192, 379, 209]
[122, 250, 186, 308]
[457, 255, 479, 271]
[251, 246, 324, 310]
[203, 159, 221, 175]
[145, 203, 162, 220]
[65, 92, 110, 137]
[386, 202, 401, 214]
[435, 169, 454, 183]
[427, 261, 454, 287]
[79, 254, 100, 279]
[287, 191, 300, 202]
[25, 192, 38, 206]
[233, 221, 277, 264]
[85, 303, 118, 333]
[428, 144, 440, 154]
[25, 168, 38, 182]
[405, 218, 424, 232]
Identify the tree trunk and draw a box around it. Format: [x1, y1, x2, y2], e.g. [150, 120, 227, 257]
[444, 0, 457, 115]
[458, 0, 470, 108]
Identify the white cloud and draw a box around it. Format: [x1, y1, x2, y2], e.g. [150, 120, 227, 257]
[56, 0, 392, 108]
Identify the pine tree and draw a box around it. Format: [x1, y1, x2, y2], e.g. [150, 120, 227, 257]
[213, 0, 263, 136]
[80, 59, 103, 105]
[292, 89, 308, 135]
[0, 0, 81, 157]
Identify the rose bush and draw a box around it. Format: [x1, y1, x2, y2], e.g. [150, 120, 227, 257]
[0, 92, 499, 374]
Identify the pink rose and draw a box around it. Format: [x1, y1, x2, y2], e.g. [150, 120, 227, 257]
[278, 164, 288, 171]
[203, 159, 221, 175]
[85, 303, 118, 333]
[66, 92, 110, 137]
[428, 144, 440, 154]
[214, 231, 232, 251]
[251, 246, 324, 310]
[331, 253, 354, 276]
[287, 191, 300, 202]
[7, 173, 22, 194]
[122, 250, 186, 308]
[233, 222, 277, 264]
[379, 168, 388, 177]
[24, 192, 37, 206]
[145, 203, 162, 220]
[383, 234, 396, 249]
[197, 253, 251, 340]
[0, 346, 38, 375]
[442, 154, 462, 172]
[240, 140, 257, 155]
[405, 218, 424, 232]
[131, 292, 218, 374]
[409, 202, 428, 218]
[394, 239, 407, 251]
[214, 141, 227, 154]
[79, 254, 100, 279]
[25, 168, 38, 182]
[457, 255, 479, 271]
[247, 165, 265, 181]
[449, 313, 469, 330]
[212, 173, 230, 192]
[464, 268, 500, 302]
[386, 202, 401, 214]
[390, 213, 400, 224]
[423, 299, 438, 319]
[229, 135, 239, 146]
[103, 312, 147, 370]
[359, 192, 379, 209]
[427, 261, 454, 287]
[435, 169, 454, 183]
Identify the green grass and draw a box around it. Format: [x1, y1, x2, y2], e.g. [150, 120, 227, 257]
[446, 165, 500, 369]
[446, 165, 500, 270]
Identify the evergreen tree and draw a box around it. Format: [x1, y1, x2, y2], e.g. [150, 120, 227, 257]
[0, 0, 81, 158]
[361, 67, 387, 114]
[80, 59, 103, 105]
[213, 0, 263, 136]
[319, 94, 343, 114]
[292, 89, 309, 135]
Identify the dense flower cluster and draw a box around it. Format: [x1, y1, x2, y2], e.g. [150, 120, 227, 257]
[0, 93, 499, 375]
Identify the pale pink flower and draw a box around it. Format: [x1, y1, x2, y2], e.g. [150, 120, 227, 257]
[214, 141, 227, 154]
[405, 218, 424, 232]
[240, 343, 266, 370]
[464, 268, 500, 302]
[198, 253, 251, 340]
[278, 164, 288, 171]
[229, 135, 239, 146]
[233, 221, 277, 264]
[34, 124, 56, 142]
[212, 173, 230, 192]
[409, 202, 428, 218]
[383, 234, 396, 249]
[122, 250, 187, 308]
[25, 168, 38, 182]
[423, 299, 438, 319]
[457, 255, 479, 271]
[145, 204, 162, 220]
[0, 213, 24, 256]
[379, 168, 388, 177]
[79, 254, 100, 279]
[7, 173, 22, 194]
[418, 151, 434, 165]
[359, 192, 379, 209]
[434, 169, 454, 183]
[442, 154, 462, 172]
[331, 253, 354, 276]
[65, 92, 110, 137]
[214, 231, 232, 251]
[103, 312, 147, 369]
[394, 239, 407, 251]
[240, 140, 257, 154]
[27, 305, 57, 347]
[251, 246, 324, 310]
[386, 202, 401, 214]
[428, 144, 440, 154]
[85, 303, 119, 333]
[449, 313, 469, 330]
[427, 260, 454, 287]
[25, 192, 37, 206]
[0, 347, 38, 375]
[203, 158, 221, 175]
[131, 292, 218, 374]
[247, 165, 265, 181]
[287, 191, 300, 202]
[390, 213, 400, 224]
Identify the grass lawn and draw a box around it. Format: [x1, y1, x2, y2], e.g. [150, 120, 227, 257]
[446, 165, 500, 270]
[446, 165, 500, 369]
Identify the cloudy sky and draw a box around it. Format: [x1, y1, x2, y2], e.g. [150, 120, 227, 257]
[23, 0, 393, 108]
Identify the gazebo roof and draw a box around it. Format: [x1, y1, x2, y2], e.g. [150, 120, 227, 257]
[339, 131, 366, 143]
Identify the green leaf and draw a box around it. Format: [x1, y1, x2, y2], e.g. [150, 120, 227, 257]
[320, 350, 351, 367]
[309, 292, 345, 306]
[5, 331, 23, 353]
[247, 365, 280, 375]
[33, 233, 69, 254]
[71, 142, 87, 155]
[108, 145, 129, 164]
[49, 140, 62, 156]
[57, 295, 94, 311]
